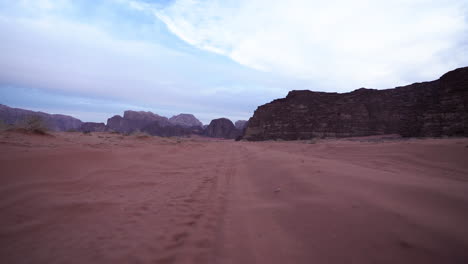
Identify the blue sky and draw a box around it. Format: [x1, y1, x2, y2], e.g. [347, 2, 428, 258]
[0, 0, 467, 124]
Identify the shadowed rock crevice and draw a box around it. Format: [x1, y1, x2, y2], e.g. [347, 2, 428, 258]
[79, 122, 106, 133]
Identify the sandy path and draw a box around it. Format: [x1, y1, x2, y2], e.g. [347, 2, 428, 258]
[217, 140, 468, 264]
[1, 132, 468, 263]
[0, 133, 232, 263]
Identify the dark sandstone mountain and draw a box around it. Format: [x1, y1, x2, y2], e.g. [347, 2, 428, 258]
[0, 104, 82, 131]
[204, 118, 242, 139]
[106, 110, 171, 133]
[169, 114, 203, 127]
[106, 110, 205, 137]
[244, 67, 468, 141]
[235, 120, 248, 130]
[141, 122, 203, 137]
[79, 122, 106, 132]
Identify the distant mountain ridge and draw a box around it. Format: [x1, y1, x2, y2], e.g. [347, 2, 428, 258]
[0, 104, 82, 131]
[3, 66, 467, 140]
[106, 110, 172, 133]
[0, 104, 244, 139]
[106, 110, 204, 137]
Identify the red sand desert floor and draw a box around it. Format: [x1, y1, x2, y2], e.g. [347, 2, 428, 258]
[1, 131, 468, 264]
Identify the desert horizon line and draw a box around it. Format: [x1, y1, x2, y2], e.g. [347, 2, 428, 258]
[2, 65, 467, 126]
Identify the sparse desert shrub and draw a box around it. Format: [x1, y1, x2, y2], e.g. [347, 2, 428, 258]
[19, 115, 49, 135]
[82, 130, 92, 135]
[0, 120, 11, 131]
[66, 129, 78, 132]
[306, 138, 317, 144]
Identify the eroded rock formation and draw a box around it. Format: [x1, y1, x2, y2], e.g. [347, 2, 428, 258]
[169, 114, 203, 127]
[244, 67, 468, 141]
[141, 123, 202, 137]
[105, 110, 205, 137]
[204, 118, 242, 139]
[106, 110, 170, 133]
[0, 104, 82, 131]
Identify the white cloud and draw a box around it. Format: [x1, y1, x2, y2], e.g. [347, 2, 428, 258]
[0, 5, 287, 122]
[155, 0, 468, 90]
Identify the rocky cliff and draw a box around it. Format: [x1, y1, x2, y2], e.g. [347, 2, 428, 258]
[106, 110, 205, 137]
[169, 114, 203, 127]
[141, 123, 203, 137]
[106, 110, 170, 133]
[0, 104, 83, 131]
[244, 67, 468, 141]
[204, 118, 242, 139]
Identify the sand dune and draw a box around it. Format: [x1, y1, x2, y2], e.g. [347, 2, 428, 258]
[1, 131, 467, 263]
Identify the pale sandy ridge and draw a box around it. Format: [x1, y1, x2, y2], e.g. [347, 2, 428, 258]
[0, 132, 467, 263]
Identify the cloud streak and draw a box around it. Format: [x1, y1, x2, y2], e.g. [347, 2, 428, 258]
[155, 0, 468, 89]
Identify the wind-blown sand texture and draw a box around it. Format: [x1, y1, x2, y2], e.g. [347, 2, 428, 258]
[1, 131, 468, 264]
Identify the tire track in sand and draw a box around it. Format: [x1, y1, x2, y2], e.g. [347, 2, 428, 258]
[155, 142, 237, 264]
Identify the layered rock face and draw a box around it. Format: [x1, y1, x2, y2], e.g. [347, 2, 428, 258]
[106, 110, 170, 133]
[169, 114, 203, 127]
[204, 118, 242, 139]
[79, 122, 106, 132]
[235, 120, 248, 130]
[0, 104, 82, 131]
[244, 67, 468, 141]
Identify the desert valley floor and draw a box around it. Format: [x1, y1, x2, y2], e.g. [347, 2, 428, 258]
[1, 131, 468, 264]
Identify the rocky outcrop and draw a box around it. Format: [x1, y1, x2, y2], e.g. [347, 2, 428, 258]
[106, 110, 205, 137]
[169, 114, 203, 127]
[204, 118, 242, 139]
[0, 104, 82, 131]
[106, 110, 170, 133]
[244, 67, 468, 141]
[235, 120, 248, 130]
[79, 122, 106, 132]
[141, 123, 202, 137]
